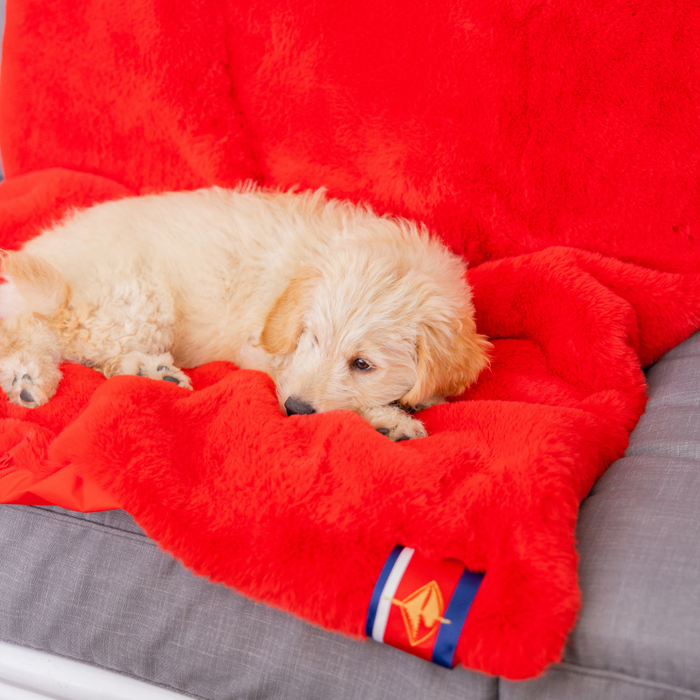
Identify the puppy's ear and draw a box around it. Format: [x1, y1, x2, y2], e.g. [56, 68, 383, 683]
[401, 314, 491, 408]
[258, 271, 318, 355]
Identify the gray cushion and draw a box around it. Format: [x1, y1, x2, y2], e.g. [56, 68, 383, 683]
[0, 506, 495, 699]
[505, 332, 700, 699]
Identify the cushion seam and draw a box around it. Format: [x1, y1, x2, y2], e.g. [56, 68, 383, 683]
[4, 504, 151, 545]
[546, 661, 700, 699]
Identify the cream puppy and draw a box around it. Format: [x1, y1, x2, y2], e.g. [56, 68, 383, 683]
[0, 185, 490, 440]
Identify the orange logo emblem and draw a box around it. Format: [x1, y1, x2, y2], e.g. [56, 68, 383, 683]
[391, 580, 451, 646]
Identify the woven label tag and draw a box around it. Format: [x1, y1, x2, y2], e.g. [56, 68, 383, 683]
[365, 545, 483, 668]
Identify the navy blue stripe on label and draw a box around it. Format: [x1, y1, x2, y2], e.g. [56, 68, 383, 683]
[431, 569, 484, 668]
[365, 545, 404, 637]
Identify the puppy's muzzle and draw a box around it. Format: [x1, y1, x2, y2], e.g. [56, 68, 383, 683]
[284, 397, 316, 416]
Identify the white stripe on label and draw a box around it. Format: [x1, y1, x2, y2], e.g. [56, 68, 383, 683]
[372, 547, 415, 643]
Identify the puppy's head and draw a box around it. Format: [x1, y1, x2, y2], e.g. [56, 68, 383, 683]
[258, 223, 490, 417]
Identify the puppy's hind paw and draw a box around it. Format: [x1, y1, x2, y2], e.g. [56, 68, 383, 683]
[359, 404, 428, 442]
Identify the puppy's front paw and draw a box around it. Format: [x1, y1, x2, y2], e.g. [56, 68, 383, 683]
[0, 356, 60, 408]
[113, 352, 193, 390]
[139, 363, 193, 390]
[359, 405, 428, 442]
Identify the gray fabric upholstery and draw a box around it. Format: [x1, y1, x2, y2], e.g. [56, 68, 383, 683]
[505, 332, 700, 699]
[0, 504, 496, 699]
[502, 663, 700, 700]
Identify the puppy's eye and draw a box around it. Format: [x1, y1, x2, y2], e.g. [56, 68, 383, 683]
[352, 358, 372, 371]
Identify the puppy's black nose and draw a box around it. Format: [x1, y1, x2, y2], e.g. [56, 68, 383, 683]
[285, 397, 316, 416]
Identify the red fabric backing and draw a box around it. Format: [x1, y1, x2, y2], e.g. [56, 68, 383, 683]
[1, 0, 699, 679]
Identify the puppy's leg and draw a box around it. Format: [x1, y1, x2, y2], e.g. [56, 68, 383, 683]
[71, 278, 192, 391]
[0, 314, 62, 408]
[104, 350, 193, 390]
[358, 404, 428, 442]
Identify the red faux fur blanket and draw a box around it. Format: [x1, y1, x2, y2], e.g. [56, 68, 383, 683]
[1, 0, 700, 680]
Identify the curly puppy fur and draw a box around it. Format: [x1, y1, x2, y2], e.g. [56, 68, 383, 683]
[0, 186, 490, 440]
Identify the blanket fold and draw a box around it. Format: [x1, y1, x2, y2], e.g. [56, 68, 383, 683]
[1, 0, 699, 679]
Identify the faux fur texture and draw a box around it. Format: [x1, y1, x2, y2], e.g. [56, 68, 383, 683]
[0, 0, 700, 680]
